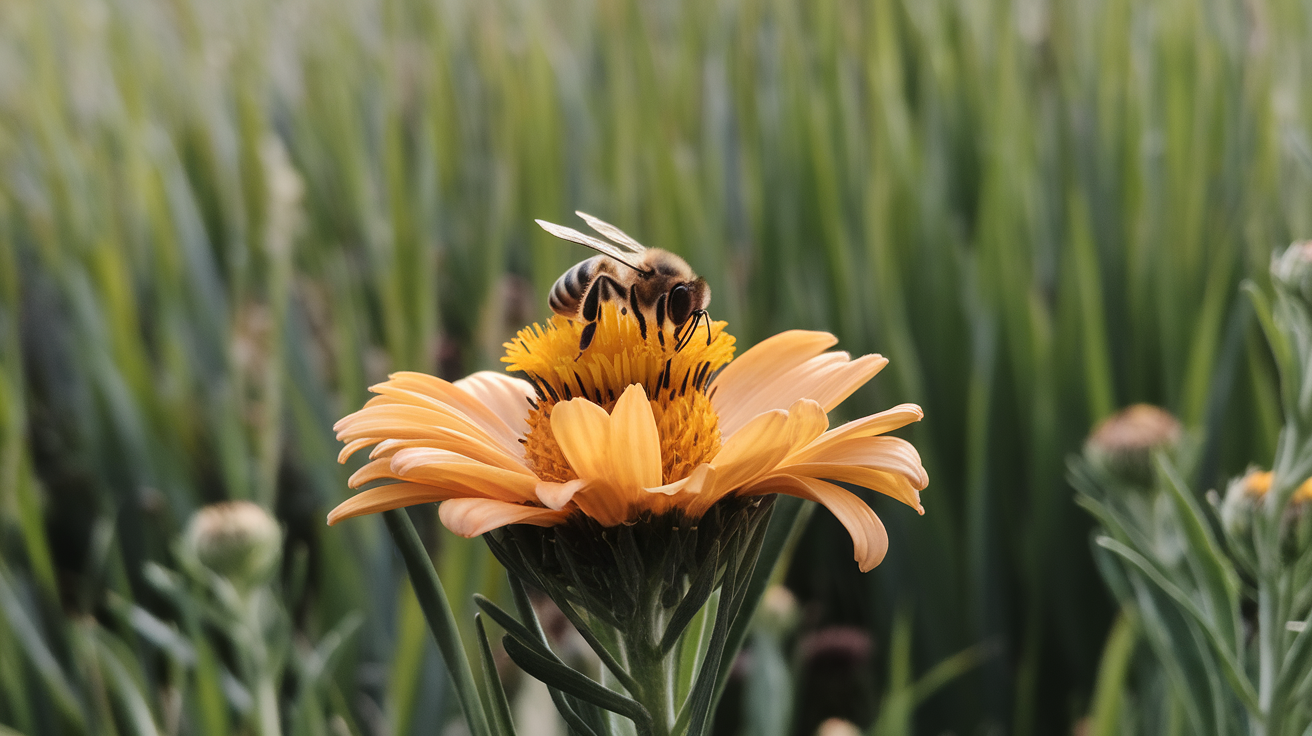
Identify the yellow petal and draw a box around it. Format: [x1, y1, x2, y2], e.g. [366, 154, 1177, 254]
[438, 498, 569, 537]
[608, 384, 663, 490]
[549, 397, 613, 479]
[805, 354, 888, 412]
[784, 399, 830, 449]
[327, 482, 463, 525]
[744, 475, 889, 572]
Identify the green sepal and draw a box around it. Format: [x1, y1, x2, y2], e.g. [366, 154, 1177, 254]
[659, 540, 721, 654]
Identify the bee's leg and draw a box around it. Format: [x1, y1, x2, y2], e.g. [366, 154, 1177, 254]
[577, 321, 599, 354]
[581, 281, 603, 322]
[629, 288, 648, 339]
[654, 293, 668, 348]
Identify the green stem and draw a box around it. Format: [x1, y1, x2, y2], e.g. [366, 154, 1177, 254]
[255, 675, 282, 736]
[625, 628, 676, 736]
[383, 509, 492, 736]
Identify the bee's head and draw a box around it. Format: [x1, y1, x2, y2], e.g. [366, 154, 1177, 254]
[668, 278, 711, 327]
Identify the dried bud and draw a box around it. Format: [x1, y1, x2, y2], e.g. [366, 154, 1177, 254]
[795, 627, 876, 732]
[183, 501, 282, 589]
[1084, 404, 1183, 488]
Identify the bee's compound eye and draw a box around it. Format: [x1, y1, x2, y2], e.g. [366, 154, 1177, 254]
[668, 284, 693, 326]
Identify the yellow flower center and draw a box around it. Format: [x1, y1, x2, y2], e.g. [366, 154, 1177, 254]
[503, 302, 735, 485]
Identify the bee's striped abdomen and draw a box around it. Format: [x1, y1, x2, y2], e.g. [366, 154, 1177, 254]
[549, 256, 598, 318]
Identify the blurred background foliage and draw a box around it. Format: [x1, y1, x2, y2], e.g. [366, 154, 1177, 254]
[1, 0, 1310, 733]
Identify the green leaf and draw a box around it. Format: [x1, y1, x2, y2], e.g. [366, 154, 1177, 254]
[0, 567, 87, 730]
[1095, 537, 1259, 714]
[1156, 456, 1240, 648]
[1086, 608, 1138, 736]
[474, 615, 516, 736]
[500, 635, 653, 736]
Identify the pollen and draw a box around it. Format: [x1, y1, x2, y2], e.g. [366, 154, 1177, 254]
[505, 303, 735, 485]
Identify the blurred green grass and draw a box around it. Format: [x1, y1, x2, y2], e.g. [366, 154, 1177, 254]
[1, 0, 1310, 733]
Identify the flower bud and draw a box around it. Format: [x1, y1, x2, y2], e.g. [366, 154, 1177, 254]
[754, 585, 800, 638]
[1272, 241, 1312, 306]
[1221, 470, 1312, 561]
[814, 719, 863, 736]
[183, 501, 282, 589]
[1084, 404, 1182, 488]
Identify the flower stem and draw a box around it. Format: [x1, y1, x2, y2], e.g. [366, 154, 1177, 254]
[383, 509, 492, 736]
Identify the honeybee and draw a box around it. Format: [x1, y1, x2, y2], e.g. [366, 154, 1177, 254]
[535, 212, 712, 353]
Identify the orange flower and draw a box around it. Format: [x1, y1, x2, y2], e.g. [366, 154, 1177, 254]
[330, 304, 927, 571]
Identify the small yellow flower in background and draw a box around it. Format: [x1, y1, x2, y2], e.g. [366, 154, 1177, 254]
[330, 302, 927, 571]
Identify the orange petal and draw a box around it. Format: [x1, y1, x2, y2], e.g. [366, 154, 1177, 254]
[776, 435, 928, 513]
[709, 409, 792, 490]
[608, 384, 663, 490]
[788, 436, 928, 487]
[713, 342, 888, 440]
[744, 475, 889, 572]
[645, 463, 718, 517]
[336, 404, 512, 460]
[388, 448, 539, 501]
[327, 482, 463, 525]
[710, 331, 838, 432]
[438, 498, 570, 537]
[549, 397, 613, 479]
[367, 432, 531, 474]
[566, 480, 633, 527]
[785, 466, 924, 514]
[338, 437, 378, 464]
[454, 371, 538, 438]
[709, 400, 829, 494]
[376, 372, 527, 452]
[536, 479, 589, 510]
[792, 404, 923, 461]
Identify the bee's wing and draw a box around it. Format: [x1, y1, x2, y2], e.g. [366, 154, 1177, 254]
[535, 219, 650, 273]
[576, 212, 647, 253]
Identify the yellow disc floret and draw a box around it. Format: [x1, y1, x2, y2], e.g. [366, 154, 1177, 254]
[504, 303, 734, 485]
